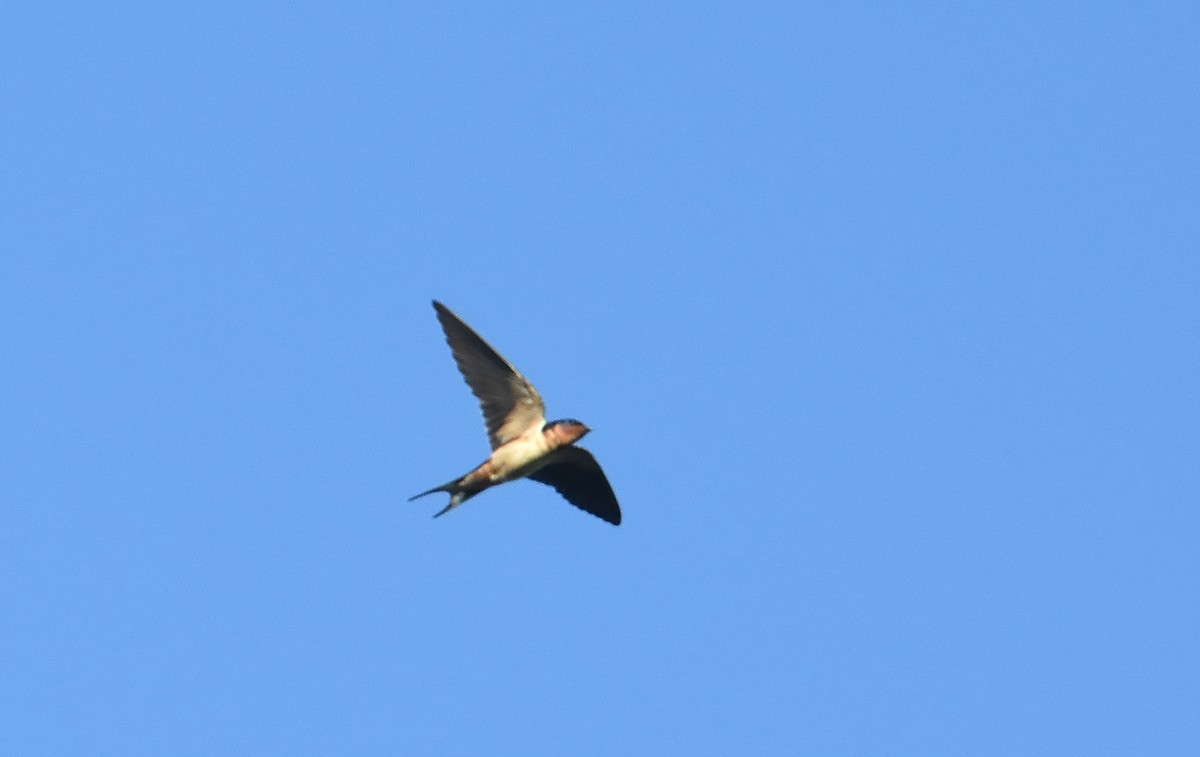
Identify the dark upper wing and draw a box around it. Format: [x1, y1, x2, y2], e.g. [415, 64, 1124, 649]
[527, 446, 621, 525]
[432, 300, 546, 450]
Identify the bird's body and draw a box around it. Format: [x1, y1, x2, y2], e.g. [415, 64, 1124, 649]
[410, 301, 621, 525]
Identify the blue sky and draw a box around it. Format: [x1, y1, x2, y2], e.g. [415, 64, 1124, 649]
[2, 2, 1197, 754]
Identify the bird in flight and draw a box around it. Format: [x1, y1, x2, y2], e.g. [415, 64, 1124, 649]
[409, 300, 622, 525]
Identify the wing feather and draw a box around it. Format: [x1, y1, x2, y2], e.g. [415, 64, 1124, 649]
[528, 447, 621, 525]
[433, 301, 546, 449]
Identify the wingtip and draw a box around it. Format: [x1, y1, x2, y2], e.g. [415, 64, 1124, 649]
[431, 300, 459, 322]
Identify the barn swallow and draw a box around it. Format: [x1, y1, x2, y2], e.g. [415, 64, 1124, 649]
[409, 300, 621, 525]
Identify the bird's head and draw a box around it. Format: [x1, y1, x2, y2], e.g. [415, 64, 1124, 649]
[542, 418, 591, 446]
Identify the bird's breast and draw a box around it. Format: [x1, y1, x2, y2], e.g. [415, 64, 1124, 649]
[488, 432, 553, 482]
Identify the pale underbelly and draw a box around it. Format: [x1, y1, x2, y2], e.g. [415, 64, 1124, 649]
[489, 437, 552, 482]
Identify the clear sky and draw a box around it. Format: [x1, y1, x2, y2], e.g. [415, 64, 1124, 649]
[2, 2, 1197, 755]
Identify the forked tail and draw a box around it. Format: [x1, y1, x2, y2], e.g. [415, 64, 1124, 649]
[407, 476, 461, 502]
[408, 475, 474, 518]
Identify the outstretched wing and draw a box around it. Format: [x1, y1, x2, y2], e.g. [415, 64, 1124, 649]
[432, 301, 546, 449]
[527, 446, 621, 525]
